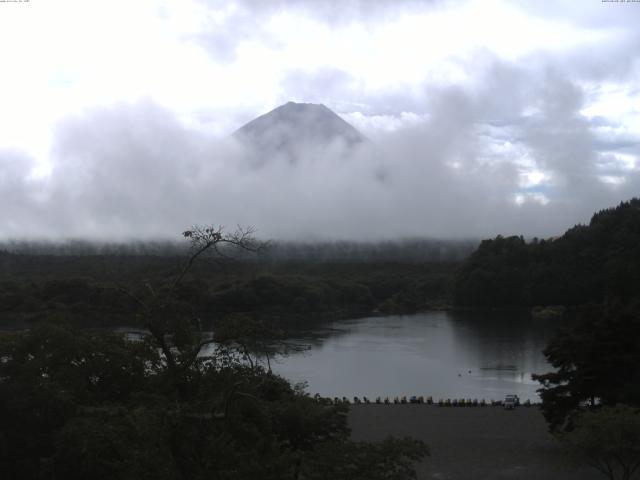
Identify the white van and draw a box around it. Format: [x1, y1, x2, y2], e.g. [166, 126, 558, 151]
[504, 394, 519, 410]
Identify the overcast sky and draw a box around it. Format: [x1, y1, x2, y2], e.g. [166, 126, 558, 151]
[1, 0, 639, 241]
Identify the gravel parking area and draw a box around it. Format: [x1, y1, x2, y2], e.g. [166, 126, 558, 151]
[349, 405, 601, 480]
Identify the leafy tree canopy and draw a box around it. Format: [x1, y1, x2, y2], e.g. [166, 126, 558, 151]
[0, 224, 428, 480]
[533, 304, 640, 431]
[453, 198, 640, 307]
[559, 405, 640, 480]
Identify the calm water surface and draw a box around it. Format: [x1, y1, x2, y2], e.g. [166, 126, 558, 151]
[1, 311, 558, 402]
[272, 311, 559, 402]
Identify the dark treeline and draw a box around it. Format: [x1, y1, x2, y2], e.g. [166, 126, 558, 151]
[0, 239, 471, 328]
[453, 198, 640, 450]
[0, 252, 457, 330]
[452, 198, 640, 308]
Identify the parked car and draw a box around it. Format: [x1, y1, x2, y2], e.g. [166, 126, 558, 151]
[504, 394, 520, 410]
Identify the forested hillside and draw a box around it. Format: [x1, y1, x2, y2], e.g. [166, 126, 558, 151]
[453, 198, 640, 307]
[0, 254, 454, 329]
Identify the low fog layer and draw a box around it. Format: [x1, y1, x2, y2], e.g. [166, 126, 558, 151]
[2, 90, 638, 242]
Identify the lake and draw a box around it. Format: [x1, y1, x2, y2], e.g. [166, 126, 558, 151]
[270, 311, 560, 402]
[2, 310, 560, 402]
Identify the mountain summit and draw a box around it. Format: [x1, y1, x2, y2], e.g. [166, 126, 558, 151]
[233, 102, 366, 162]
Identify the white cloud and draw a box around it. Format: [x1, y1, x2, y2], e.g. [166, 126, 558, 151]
[0, 0, 639, 239]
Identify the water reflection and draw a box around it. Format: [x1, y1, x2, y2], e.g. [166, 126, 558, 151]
[3, 312, 558, 402]
[272, 312, 559, 402]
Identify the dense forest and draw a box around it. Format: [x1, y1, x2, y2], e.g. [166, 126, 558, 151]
[0, 251, 458, 330]
[0, 227, 430, 479]
[3, 199, 640, 330]
[452, 198, 640, 308]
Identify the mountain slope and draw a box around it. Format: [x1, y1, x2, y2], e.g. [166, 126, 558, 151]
[233, 101, 366, 161]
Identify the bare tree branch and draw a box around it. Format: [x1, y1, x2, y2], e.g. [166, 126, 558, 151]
[111, 224, 263, 379]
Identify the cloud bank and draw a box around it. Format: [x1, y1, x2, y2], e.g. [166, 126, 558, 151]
[0, 0, 639, 241]
[2, 83, 637, 242]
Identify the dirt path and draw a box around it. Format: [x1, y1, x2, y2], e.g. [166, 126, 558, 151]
[349, 405, 601, 480]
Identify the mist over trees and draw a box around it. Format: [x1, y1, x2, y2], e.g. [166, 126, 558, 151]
[0, 238, 476, 263]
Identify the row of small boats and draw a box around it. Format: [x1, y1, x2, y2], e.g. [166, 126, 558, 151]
[313, 394, 536, 407]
